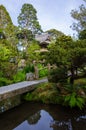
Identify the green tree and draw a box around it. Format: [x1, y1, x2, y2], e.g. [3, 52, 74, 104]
[47, 36, 86, 84]
[0, 5, 13, 28]
[17, 28, 34, 57]
[0, 5, 18, 53]
[57, 35, 72, 43]
[71, 0, 86, 32]
[17, 3, 42, 34]
[0, 5, 19, 80]
[27, 42, 40, 62]
[0, 29, 6, 39]
[0, 40, 17, 79]
[46, 29, 64, 40]
[17, 29, 34, 41]
[78, 29, 86, 39]
[68, 40, 86, 84]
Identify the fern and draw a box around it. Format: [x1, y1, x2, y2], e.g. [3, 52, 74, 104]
[64, 95, 70, 102]
[76, 97, 85, 109]
[64, 92, 85, 109]
[69, 94, 76, 108]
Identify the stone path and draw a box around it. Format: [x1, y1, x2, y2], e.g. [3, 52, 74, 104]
[0, 78, 48, 101]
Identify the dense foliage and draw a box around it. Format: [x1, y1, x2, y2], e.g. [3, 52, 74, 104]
[24, 81, 86, 109]
[17, 3, 42, 34]
[46, 29, 64, 40]
[71, 0, 86, 32]
[0, 3, 86, 109]
[47, 36, 86, 84]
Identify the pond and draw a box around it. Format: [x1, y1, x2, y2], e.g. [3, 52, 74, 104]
[0, 101, 86, 130]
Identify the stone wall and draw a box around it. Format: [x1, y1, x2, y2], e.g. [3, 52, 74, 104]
[0, 95, 21, 113]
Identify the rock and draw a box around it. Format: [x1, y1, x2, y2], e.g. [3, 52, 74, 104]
[26, 72, 34, 81]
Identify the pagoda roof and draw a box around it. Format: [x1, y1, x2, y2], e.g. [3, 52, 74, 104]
[35, 33, 50, 44]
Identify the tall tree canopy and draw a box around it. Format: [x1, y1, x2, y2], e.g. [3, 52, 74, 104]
[71, 0, 86, 32]
[0, 5, 13, 29]
[78, 29, 86, 39]
[17, 3, 42, 34]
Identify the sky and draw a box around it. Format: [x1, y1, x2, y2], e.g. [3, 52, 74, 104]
[0, 0, 85, 36]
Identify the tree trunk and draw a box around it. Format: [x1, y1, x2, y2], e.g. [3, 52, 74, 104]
[70, 66, 74, 85]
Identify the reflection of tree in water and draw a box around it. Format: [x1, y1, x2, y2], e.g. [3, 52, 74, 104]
[43, 105, 86, 130]
[27, 111, 41, 124]
[50, 119, 73, 130]
[50, 114, 86, 130]
[76, 115, 86, 121]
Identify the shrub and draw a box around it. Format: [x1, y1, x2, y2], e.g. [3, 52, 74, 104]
[0, 71, 3, 77]
[0, 77, 12, 87]
[13, 70, 25, 83]
[24, 83, 59, 104]
[63, 92, 85, 109]
[23, 64, 35, 73]
[39, 68, 48, 78]
[37, 64, 48, 78]
[48, 67, 67, 83]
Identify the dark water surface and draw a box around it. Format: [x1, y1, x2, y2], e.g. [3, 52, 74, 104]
[0, 101, 86, 130]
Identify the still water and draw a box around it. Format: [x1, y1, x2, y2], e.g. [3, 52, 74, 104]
[0, 101, 86, 130]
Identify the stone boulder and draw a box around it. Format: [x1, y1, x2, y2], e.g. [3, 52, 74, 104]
[26, 72, 34, 81]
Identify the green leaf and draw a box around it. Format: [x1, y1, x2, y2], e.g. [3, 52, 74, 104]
[69, 94, 76, 108]
[64, 95, 71, 102]
[76, 97, 85, 109]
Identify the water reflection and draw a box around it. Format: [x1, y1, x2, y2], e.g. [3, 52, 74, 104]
[0, 102, 86, 130]
[14, 110, 53, 130]
[14, 108, 86, 130]
[50, 119, 73, 130]
[76, 115, 86, 121]
[27, 111, 41, 124]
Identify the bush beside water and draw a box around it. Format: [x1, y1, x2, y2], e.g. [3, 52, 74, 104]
[24, 79, 86, 110]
